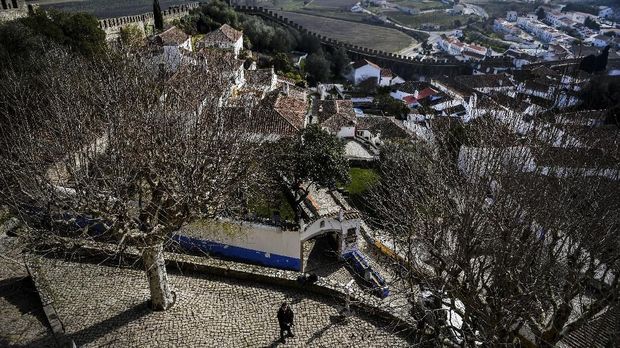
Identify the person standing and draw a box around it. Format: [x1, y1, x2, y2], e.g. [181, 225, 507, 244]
[277, 302, 295, 343]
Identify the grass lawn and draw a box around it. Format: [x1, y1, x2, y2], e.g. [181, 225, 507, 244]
[468, 0, 538, 19]
[295, 8, 370, 22]
[276, 11, 416, 52]
[389, 12, 478, 29]
[388, 0, 448, 11]
[265, 0, 358, 12]
[463, 29, 510, 52]
[345, 168, 379, 195]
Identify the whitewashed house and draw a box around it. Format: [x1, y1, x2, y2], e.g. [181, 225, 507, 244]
[598, 6, 613, 19]
[199, 24, 243, 58]
[351, 3, 364, 13]
[507, 11, 518, 22]
[379, 68, 405, 87]
[593, 34, 612, 48]
[437, 35, 465, 56]
[151, 26, 192, 72]
[347, 59, 381, 85]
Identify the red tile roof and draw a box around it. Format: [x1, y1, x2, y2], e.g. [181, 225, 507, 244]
[380, 68, 393, 78]
[249, 89, 308, 137]
[403, 95, 418, 105]
[416, 87, 438, 100]
[316, 99, 356, 133]
[155, 26, 189, 46]
[352, 59, 381, 70]
[202, 24, 243, 46]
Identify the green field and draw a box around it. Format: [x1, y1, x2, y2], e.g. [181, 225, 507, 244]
[389, 12, 478, 29]
[293, 8, 370, 22]
[345, 168, 379, 195]
[386, 0, 449, 11]
[265, 0, 358, 11]
[461, 0, 538, 19]
[276, 11, 416, 52]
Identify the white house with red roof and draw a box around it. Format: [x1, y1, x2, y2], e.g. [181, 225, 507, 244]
[199, 24, 244, 58]
[347, 59, 382, 85]
[438, 35, 466, 56]
[379, 68, 405, 87]
[150, 26, 192, 72]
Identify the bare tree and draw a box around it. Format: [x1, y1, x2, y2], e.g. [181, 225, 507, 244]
[0, 48, 262, 310]
[363, 120, 620, 346]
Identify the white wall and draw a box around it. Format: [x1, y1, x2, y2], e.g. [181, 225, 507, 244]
[354, 65, 381, 85]
[337, 126, 356, 138]
[183, 219, 301, 259]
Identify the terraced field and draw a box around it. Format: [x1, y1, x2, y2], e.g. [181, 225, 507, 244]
[388, 12, 478, 30]
[276, 11, 416, 53]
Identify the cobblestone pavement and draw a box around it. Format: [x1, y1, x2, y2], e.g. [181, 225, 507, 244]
[0, 231, 54, 347]
[31, 256, 415, 347]
[344, 141, 373, 161]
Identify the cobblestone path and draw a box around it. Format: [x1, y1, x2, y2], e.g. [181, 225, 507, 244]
[0, 231, 54, 347]
[33, 256, 414, 347]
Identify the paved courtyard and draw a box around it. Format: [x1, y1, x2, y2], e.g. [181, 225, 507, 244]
[30, 256, 415, 347]
[0, 230, 54, 348]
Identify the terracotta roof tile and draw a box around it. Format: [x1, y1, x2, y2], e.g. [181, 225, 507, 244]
[155, 26, 189, 46]
[201, 24, 243, 47]
[352, 59, 381, 70]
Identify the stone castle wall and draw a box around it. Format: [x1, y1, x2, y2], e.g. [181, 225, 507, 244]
[0, 0, 28, 22]
[234, 6, 472, 78]
[98, 2, 200, 41]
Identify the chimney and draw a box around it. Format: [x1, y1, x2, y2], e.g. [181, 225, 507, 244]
[283, 83, 289, 96]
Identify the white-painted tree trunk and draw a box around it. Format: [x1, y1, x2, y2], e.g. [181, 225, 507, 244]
[142, 243, 174, 311]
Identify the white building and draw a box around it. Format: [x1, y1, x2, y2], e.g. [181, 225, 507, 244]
[347, 59, 381, 85]
[598, 6, 613, 19]
[568, 11, 597, 24]
[507, 11, 518, 22]
[379, 68, 405, 87]
[437, 35, 465, 56]
[199, 24, 244, 58]
[516, 17, 572, 43]
[494, 18, 522, 36]
[151, 26, 192, 72]
[351, 3, 364, 13]
[593, 34, 612, 48]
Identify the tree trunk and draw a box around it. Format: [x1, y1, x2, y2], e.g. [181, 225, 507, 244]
[142, 243, 174, 311]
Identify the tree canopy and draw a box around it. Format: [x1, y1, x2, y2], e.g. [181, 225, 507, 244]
[0, 9, 105, 64]
[153, 0, 164, 31]
[269, 125, 350, 215]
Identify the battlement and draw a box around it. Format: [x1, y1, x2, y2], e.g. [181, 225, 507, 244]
[0, 0, 28, 22]
[233, 5, 471, 78]
[98, 2, 200, 31]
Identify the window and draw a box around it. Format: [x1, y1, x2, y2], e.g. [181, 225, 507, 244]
[319, 221, 325, 228]
[345, 228, 357, 244]
[1, 0, 8, 10]
[11, 0, 17, 9]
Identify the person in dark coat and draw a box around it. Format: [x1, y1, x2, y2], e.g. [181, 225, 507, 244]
[277, 302, 295, 342]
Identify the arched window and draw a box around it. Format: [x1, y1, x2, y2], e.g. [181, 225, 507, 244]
[1, 0, 8, 10]
[12, 0, 18, 9]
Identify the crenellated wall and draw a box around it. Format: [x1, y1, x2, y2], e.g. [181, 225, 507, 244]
[98, 2, 200, 41]
[235, 5, 472, 78]
[0, 0, 28, 22]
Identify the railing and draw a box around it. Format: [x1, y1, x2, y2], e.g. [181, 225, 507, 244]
[343, 250, 390, 298]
